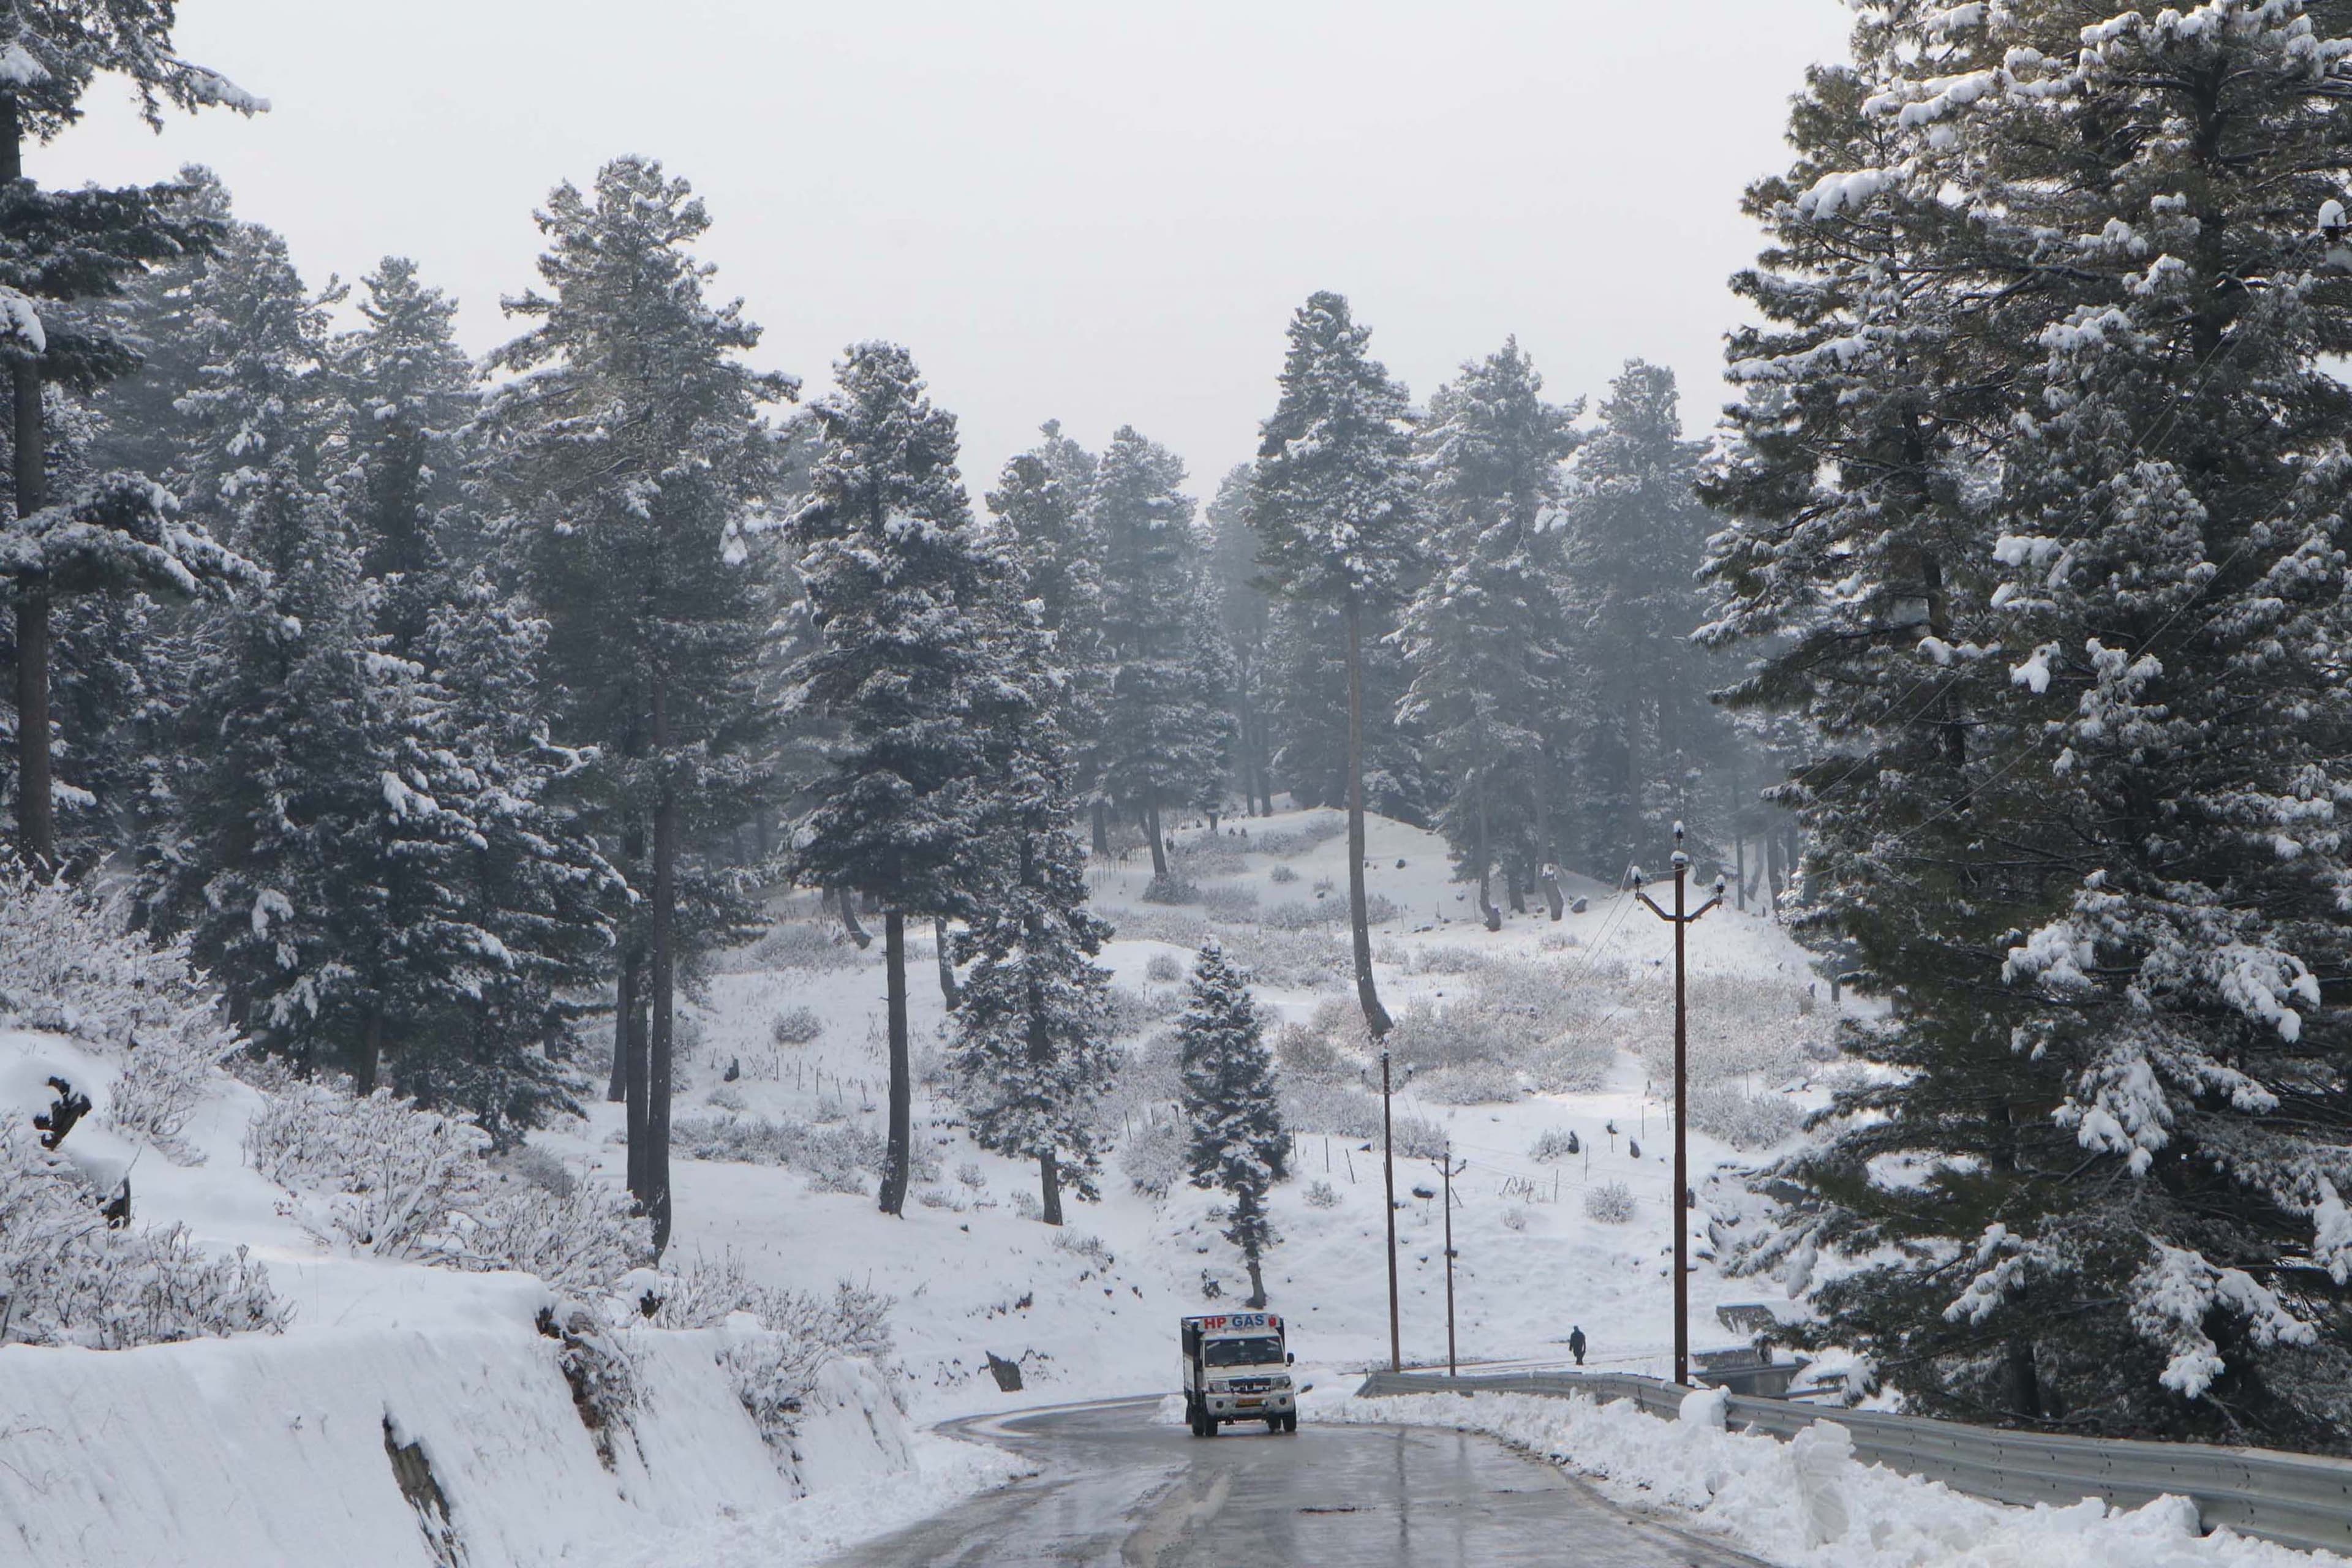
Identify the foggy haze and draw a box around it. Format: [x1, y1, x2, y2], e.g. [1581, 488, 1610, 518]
[36, 0, 1849, 483]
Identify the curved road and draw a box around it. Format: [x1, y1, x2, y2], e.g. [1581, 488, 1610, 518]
[823, 1396, 1767, 1567]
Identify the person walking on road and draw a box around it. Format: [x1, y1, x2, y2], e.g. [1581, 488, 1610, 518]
[1569, 1326, 1586, 1366]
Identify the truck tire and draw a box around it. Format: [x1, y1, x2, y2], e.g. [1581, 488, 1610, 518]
[1282, 1412, 1298, 1433]
[1265, 1417, 1281, 1433]
[1204, 1417, 1219, 1437]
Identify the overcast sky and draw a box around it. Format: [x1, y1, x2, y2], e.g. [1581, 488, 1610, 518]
[38, 1, 1851, 496]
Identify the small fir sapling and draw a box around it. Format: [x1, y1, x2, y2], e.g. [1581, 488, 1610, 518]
[1177, 940, 1287, 1307]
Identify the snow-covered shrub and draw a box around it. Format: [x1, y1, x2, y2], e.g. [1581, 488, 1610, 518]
[1052, 1229, 1110, 1268]
[915, 1185, 959, 1210]
[461, 1176, 651, 1295]
[502, 1143, 576, 1196]
[1009, 1188, 1041, 1220]
[0, 865, 238, 1155]
[1273, 1020, 1352, 1084]
[1251, 815, 1346, 858]
[248, 1086, 646, 1287]
[1585, 1180, 1635, 1224]
[1145, 952, 1183, 984]
[1197, 884, 1261, 921]
[1259, 894, 1401, 932]
[1502, 1205, 1529, 1232]
[770, 1006, 824, 1046]
[1526, 1035, 1613, 1094]
[705, 1084, 747, 1111]
[1304, 1179, 1341, 1209]
[1103, 905, 1211, 946]
[670, 1112, 935, 1187]
[1417, 1061, 1522, 1105]
[1686, 1084, 1805, 1150]
[1411, 944, 1485, 975]
[1172, 841, 1247, 878]
[752, 922, 866, 972]
[1267, 863, 1299, 885]
[1142, 873, 1199, 905]
[1529, 1127, 1581, 1163]
[0, 1125, 287, 1348]
[956, 1160, 987, 1190]
[1214, 925, 1346, 989]
[247, 1085, 489, 1259]
[1121, 1114, 1185, 1197]
[1280, 1080, 1380, 1139]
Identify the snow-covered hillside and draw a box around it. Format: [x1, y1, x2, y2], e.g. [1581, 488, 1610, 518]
[545, 805, 1837, 1420]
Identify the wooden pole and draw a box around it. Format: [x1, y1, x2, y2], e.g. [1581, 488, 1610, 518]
[1383, 1049, 1400, 1373]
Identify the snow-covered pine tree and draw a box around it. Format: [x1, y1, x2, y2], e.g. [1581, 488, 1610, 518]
[335, 256, 474, 653]
[984, 421, 1109, 843]
[0, 8, 260, 864]
[1551, 361, 1728, 875]
[946, 552, 1118, 1225]
[786, 341, 998, 1218]
[1090, 424, 1227, 878]
[1400, 338, 1579, 924]
[483, 158, 788, 1252]
[1251, 290, 1423, 1035]
[1177, 939, 1285, 1308]
[1204, 466, 1276, 818]
[404, 574, 620, 1144]
[1706, 0, 2352, 1446]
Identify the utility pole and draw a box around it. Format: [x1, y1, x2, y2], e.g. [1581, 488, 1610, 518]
[1382, 1049, 1401, 1373]
[1437, 1145, 1467, 1376]
[1633, 822, 1724, 1389]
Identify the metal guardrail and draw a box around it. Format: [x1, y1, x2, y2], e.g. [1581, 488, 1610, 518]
[1354, 1369, 2352, 1555]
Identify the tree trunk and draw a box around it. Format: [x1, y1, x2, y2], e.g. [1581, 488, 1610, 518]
[880, 910, 911, 1216]
[647, 778, 677, 1256]
[1765, 827, 1784, 918]
[1090, 797, 1109, 855]
[1475, 774, 1500, 932]
[1242, 1194, 1268, 1308]
[832, 884, 872, 948]
[355, 999, 383, 1096]
[2002, 1338, 2043, 1420]
[1343, 598, 1391, 1038]
[1734, 835, 1747, 913]
[1, 95, 48, 874]
[1506, 865, 1526, 916]
[1533, 752, 1563, 920]
[1039, 1149, 1063, 1226]
[621, 944, 648, 1194]
[1144, 798, 1167, 878]
[933, 916, 960, 1010]
[608, 950, 635, 1103]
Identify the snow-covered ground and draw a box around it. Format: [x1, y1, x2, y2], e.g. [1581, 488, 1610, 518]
[1327, 1389, 2350, 1568]
[538, 804, 1839, 1424]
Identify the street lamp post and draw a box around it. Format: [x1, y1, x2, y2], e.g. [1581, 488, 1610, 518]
[1382, 1047, 1401, 1373]
[1633, 822, 1724, 1389]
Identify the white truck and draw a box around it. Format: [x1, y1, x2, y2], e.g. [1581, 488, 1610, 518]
[1179, 1311, 1297, 1436]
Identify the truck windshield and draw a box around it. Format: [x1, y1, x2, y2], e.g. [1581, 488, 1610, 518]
[1205, 1336, 1283, 1367]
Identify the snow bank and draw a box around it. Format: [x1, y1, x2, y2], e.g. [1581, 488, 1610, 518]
[1332, 1391, 2350, 1568]
[0, 1311, 932, 1567]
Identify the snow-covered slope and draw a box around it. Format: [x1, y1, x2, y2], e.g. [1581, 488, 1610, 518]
[552, 806, 1838, 1423]
[0, 1028, 1000, 1568]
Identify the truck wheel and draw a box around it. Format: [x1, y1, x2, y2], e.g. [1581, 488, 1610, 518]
[1204, 1417, 1219, 1437]
[1265, 1417, 1281, 1433]
[1283, 1412, 1298, 1433]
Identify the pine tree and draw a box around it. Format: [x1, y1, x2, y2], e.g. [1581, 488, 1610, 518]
[1178, 939, 1285, 1308]
[0, 10, 261, 865]
[336, 256, 473, 652]
[1203, 466, 1275, 818]
[946, 560, 1118, 1224]
[483, 158, 786, 1252]
[1251, 290, 1423, 1036]
[1400, 338, 1579, 924]
[984, 421, 1109, 845]
[1706, 0, 2352, 1446]
[1556, 361, 1727, 874]
[1090, 424, 1226, 878]
[786, 341, 998, 1218]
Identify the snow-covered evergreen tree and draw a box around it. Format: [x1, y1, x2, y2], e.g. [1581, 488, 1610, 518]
[1400, 338, 1579, 923]
[1203, 465, 1276, 818]
[786, 340, 998, 1218]
[1555, 361, 1727, 873]
[946, 558, 1118, 1224]
[0, 10, 260, 864]
[481, 157, 786, 1251]
[1178, 939, 1285, 1308]
[984, 420, 1107, 837]
[336, 255, 473, 653]
[1090, 424, 1227, 876]
[1251, 290, 1423, 1035]
[1707, 0, 2352, 1446]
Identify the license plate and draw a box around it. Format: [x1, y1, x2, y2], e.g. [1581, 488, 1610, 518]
[1238, 1398, 1264, 1408]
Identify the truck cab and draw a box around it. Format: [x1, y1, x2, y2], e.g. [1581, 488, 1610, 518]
[1180, 1312, 1297, 1436]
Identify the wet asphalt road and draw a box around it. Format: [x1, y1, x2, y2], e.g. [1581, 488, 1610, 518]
[821, 1396, 1766, 1567]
